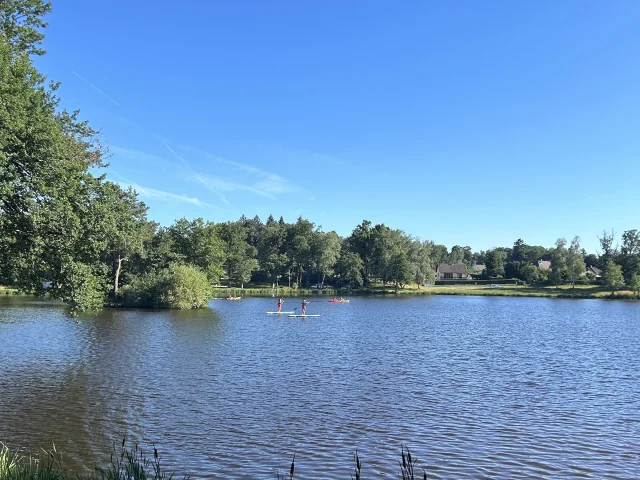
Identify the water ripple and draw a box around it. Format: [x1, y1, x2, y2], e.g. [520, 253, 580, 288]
[1, 296, 640, 478]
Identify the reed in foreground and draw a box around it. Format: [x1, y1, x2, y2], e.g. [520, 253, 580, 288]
[2, 440, 428, 479]
[0, 439, 186, 480]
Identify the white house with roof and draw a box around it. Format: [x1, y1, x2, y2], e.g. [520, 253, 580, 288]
[436, 264, 469, 280]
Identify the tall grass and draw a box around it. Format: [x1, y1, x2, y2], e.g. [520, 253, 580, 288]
[276, 447, 427, 479]
[0, 439, 186, 480]
[2, 441, 429, 479]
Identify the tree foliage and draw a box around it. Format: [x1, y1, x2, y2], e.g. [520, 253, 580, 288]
[603, 259, 625, 295]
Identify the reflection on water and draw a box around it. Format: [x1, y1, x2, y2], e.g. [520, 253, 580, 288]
[1, 295, 639, 479]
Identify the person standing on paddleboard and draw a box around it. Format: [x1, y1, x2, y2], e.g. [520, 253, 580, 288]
[301, 297, 309, 315]
[277, 297, 284, 314]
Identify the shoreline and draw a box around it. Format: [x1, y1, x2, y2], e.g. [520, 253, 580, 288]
[214, 284, 639, 301]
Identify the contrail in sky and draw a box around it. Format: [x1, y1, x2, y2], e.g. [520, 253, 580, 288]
[72, 71, 124, 109]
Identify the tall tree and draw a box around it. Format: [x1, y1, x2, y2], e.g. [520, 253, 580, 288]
[166, 218, 225, 282]
[259, 216, 287, 285]
[550, 238, 568, 286]
[348, 220, 373, 286]
[598, 230, 617, 265]
[619, 229, 640, 283]
[630, 274, 640, 299]
[485, 249, 507, 278]
[334, 250, 363, 288]
[0, 27, 110, 313]
[566, 236, 585, 288]
[603, 259, 624, 295]
[408, 239, 434, 288]
[311, 231, 341, 287]
[91, 182, 148, 298]
[0, 0, 52, 55]
[218, 222, 258, 288]
[388, 251, 411, 293]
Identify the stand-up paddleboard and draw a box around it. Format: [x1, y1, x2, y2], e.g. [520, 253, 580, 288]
[288, 314, 320, 317]
[266, 311, 295, 315]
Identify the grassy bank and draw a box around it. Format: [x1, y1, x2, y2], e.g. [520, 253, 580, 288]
[0, 286, 20, 295]
[213, 283, 640, 301]
[0, 441, 427, 480]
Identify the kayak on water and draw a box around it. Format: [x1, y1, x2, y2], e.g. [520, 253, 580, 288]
[266, 311, 295, 315]
[226, 297, 242, 300]
[288, 314, 321, 317]
[328, 298, 349, 303]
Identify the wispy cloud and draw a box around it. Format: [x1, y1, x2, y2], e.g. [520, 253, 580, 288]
[177, 144, 297, 196]
[72, 72, 294, 204]
[154, 136, 230, 205]
[110, 145, 171, 167]
[197, 176, 275, 199]
[72, 71, 123, 109]
[110, 170, 215, 208]
[116, 180, 215, 208]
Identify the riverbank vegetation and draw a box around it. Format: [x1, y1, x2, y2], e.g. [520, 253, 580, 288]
[2, 1, 640, 315]
[0, 441, 427, 480]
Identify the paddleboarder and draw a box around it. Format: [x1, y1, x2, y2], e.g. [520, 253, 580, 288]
[277, 297, 284, 314]
[302, 297, 309, 315]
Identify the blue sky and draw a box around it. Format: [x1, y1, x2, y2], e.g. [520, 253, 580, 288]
[36, 1, 640, 253]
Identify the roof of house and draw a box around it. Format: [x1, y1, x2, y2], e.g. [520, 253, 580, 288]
[437, 264, 468, 274]
[538, 260, 552, 270]
[587, 265, 602, 276]
[471, 264, 486, 272]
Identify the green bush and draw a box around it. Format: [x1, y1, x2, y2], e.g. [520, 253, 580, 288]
[58, 262, 108, 316]
[121, 270, 171, 309]
[164, 264, 211, 309]
[121, 264, 211, 309]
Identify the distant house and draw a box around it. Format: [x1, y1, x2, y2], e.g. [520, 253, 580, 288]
[538, 260, 552, 271]
[471, 264, 486, 274]
[586, 265, 602, 278]
[437, 264, 468, 280]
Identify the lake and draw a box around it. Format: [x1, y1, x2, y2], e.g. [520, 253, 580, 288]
[1, 295, 639, 479]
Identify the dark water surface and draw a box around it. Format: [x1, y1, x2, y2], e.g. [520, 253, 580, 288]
[1, 295, 639, 479]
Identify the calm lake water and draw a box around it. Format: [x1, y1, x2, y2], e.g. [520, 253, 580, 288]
[1, 295, 639, 479]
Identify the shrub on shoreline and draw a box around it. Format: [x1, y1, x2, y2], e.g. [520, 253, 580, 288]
[120, 264, 211, 309]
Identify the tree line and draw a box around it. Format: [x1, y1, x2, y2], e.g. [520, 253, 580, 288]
[2, 1, 639, 314]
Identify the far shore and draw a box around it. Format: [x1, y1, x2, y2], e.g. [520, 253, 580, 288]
[214, 283, 639, 301]
[3, 284, 638, 307]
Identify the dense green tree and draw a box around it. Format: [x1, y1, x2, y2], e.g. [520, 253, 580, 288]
[550, 239, 568, 286]
[348, 220, 374, 286]
[566, 236, 585, 288]
[408, 240, 434, 287]
[584, 253, 599, 268]
[218, 222, 258, 288]
[370, 224, 392, 284]
[603, 259, 625, 295]
[388, 251, 411, 293]
[311, 231, 341, 287]
[430, 244, 449, 267]
[0, 29, 109, 312]
[88, 182, 148, 298]
[165, 217, 224, 282]
[485, 249, 507, 278]
[619, 229, 640, 283]
[164, 264, 211, 309]
[285, 217, 315, 286]
[0, 0, 52, 55]
[334, 250, 364, 288]
[259, 216, 288, 285]
[630, 274, 640, 299]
